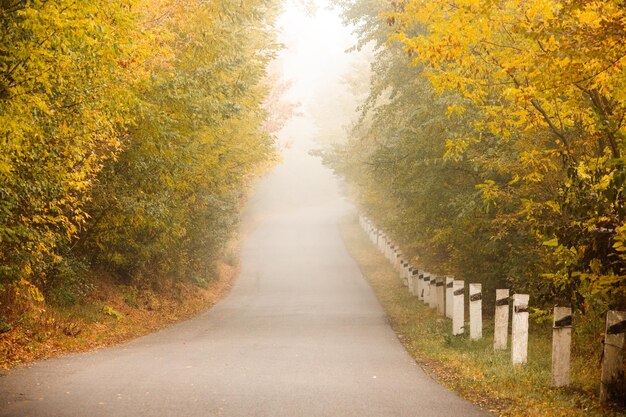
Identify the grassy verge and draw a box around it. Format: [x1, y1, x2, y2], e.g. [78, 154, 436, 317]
[0, 241, 240, 369]
[339, 212, 625, 417]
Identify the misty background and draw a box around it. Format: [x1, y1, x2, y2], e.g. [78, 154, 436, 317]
[273, 0, 372, 148]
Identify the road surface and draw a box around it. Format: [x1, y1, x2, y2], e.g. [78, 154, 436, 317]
[0, 136, 489, 416]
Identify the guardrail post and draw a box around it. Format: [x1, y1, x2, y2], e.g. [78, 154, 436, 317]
[429, 275, 437, 309]
[452, 280, 464, 336]
[552, 306, 571, 387]
[494, 289, 509, 350]
[600, 310, 626, 404]
[469, 283, 482, 340]
[422, 274, 430, 303]
[436, 277, 445, 316]
[445, 277, 454, 319]
[511, 294, 530, 365]
[411, 269, 420, 297]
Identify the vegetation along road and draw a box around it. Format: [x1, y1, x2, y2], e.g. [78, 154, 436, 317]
[0, 138, 489, 416]
[4, 0, 626, 414]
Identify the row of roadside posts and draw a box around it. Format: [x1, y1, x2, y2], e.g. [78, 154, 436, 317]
[358, 214, 626, 404]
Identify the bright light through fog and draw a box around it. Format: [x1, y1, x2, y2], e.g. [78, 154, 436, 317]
[276, 0, 356, 103]
[274, 0, 367, 146]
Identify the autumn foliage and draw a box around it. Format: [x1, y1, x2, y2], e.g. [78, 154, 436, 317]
[333, 0, 626, 312]
[0, 0, 280, 327]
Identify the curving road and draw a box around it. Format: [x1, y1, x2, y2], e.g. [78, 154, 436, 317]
[0, 133, 489, 416]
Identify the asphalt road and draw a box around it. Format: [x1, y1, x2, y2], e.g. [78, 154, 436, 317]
[0, 137, 489, 416]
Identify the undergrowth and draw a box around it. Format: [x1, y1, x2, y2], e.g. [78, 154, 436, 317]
[0, 250, 239, 369]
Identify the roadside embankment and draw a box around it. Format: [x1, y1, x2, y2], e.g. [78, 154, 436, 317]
[339, 212, 625, 417]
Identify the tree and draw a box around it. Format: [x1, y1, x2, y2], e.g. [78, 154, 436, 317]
[0, 0, 139, 303]
[0, 0, 280, 322]
[385, 0, 626, 308]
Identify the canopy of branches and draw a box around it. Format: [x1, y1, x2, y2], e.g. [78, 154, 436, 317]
[0, 0, 280, 322]
[331, 0, 626, 312]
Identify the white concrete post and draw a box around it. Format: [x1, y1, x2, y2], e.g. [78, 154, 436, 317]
[411, 269, 420, 296]
[551, 307, 572, 387]
[401, 260, 408, 286]
[400, 261, 406, 283]
[436, 278, 445, 316]
[407, 266, 414, 292]
[413, 270, 419, 297]
[445, 277, 454, 319]
[429, 276, 437, 309]
[430, 275, 439, 311]
[424, 273, 430, 304]
[469, 283, 482, 340]
[511, 294, 530, 365]
[415, 272, 421, 299]
[421, 274, 430, 302]
[452, 280, 464, 336]
[494, 289, 509, 350]
[600, 310, 626, 404]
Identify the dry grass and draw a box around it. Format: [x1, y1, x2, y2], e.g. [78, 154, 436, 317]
[0, 249, 239, 369]
[339, 212, 626, 417]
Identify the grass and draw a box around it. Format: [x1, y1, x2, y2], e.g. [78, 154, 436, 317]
[339, 212, 626, 417]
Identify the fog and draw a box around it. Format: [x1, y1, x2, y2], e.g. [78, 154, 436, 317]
[274, 0, 370, 149]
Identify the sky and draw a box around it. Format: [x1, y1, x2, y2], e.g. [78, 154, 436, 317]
[273, 0, 368, 147]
